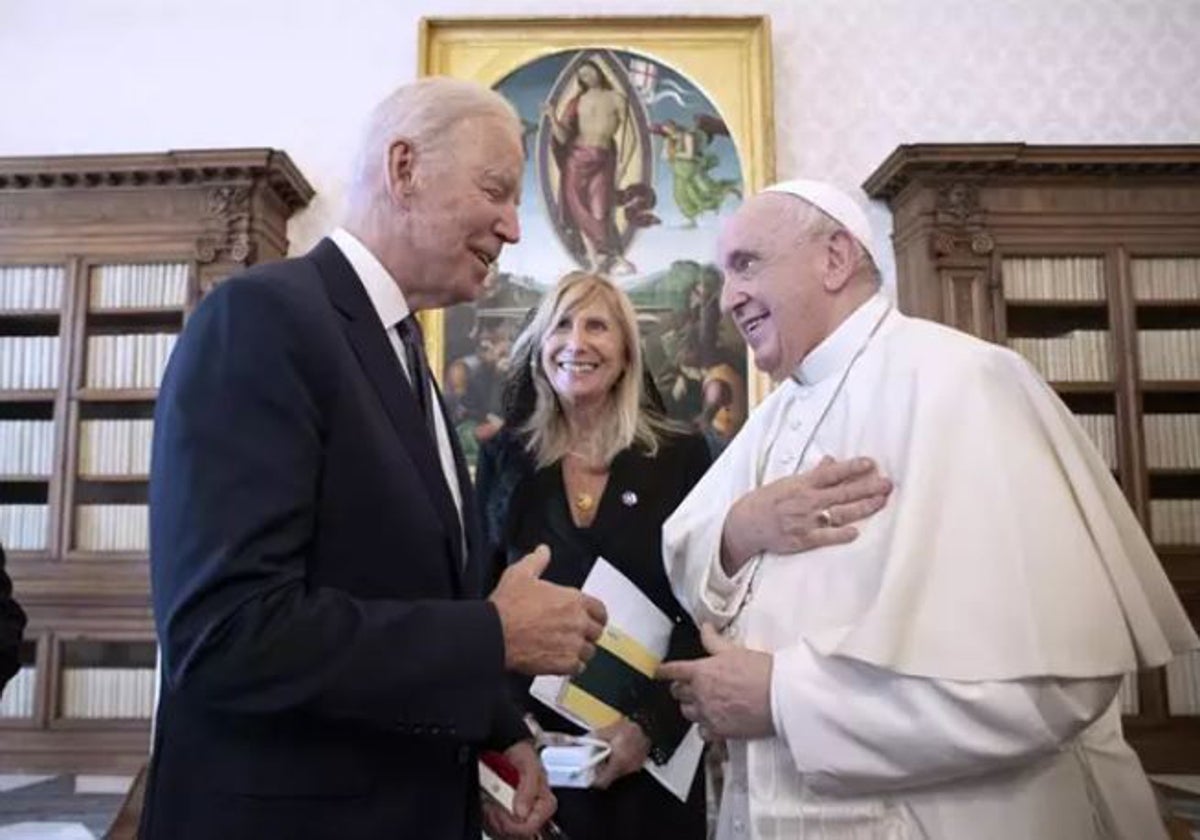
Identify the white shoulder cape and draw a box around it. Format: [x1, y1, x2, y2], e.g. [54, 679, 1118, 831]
[664, 314, 1198, 680]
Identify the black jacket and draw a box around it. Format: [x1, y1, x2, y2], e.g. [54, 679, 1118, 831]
[141, 240, 523, 840]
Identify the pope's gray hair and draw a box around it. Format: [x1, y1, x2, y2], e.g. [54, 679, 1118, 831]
[785, 197, 881, 286]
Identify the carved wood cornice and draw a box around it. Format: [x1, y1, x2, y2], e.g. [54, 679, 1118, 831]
[0, 148, 314, 212]
[930, 181, 994, 260]
[863, 143, 1200, 201]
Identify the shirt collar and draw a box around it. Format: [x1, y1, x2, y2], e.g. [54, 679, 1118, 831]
[328, 227, 411, 330]
[792, 293, 891, 386]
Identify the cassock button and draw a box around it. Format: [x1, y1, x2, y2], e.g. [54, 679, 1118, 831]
[456, 746, 471, 764]
[621, 491, 638, 507]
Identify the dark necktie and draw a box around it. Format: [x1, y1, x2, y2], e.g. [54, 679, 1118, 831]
[396, 315, 438, 444]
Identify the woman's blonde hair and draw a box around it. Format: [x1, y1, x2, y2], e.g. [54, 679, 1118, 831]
[512, 271, 675, 469]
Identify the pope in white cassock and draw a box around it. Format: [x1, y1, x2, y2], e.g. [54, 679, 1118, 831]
[658, 179, 1199, 840]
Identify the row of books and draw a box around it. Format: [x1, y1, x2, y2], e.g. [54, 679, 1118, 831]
[84, 333, 177, 390]
[75, 504, 148, 552]
[1002, 256, 1105, 301]
[0, 336, 60, 391]
[1149, 499, 1200, 545]
[1144, 414, 1200, 469]
[0, 420, 54, 476]
[1075, 414, 1117, 469]
[0, 504, 47, 551]
[0, 667, 35, 718]
[1131, 257, 1200, 302]
[0, 265, 64, 313]
[78, 419, 153, 477]
[998, 256, 1200, 303]
[1167, 650, 1200, 715]
[1008, 331, 1112, 382]
[60, 667, 155, 719]
[89, 263, 189, 311]
[1138, 331, 1200, 380]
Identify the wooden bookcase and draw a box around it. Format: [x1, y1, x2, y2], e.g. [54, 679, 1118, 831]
[864, 143, 1200, 772]
[0, 150, 313, 772]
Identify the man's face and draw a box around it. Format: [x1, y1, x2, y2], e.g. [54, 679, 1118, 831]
[404, 116, 523, 307]
[717, 194, 830, 378]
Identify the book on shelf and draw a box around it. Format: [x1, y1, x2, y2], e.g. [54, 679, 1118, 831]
[1144, 415, 1200, 470]
[1074, 414, 1118, 470]
[1007, 331, 1112, 382]
[1138, 331, 1200, 381]
[0, 666, 36, 718]
[84, 333, 177, 390]
[1149, 500, 1200, 546]
[0, 420, 54, 476]
[0, 336, 60, 391]
[75, 504, 148, 553]
[1166, 651, 1200, 716]
[78, 419, 153, 477]
[89, 263, 189, 311]
[0, 504, 48, 551]
[0, 265, 64, 312]
[1131, 257, 1200, 302]
[1002, 256, 1106, 302]
[60, 667, 155, 719]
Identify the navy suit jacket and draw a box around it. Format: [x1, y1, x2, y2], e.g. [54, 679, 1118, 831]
[141, 239, 524, 840]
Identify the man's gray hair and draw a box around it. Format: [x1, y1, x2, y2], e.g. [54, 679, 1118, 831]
[348, 77, 520, 208]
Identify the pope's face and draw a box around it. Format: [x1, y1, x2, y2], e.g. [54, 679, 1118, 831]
[717, 194, 832, 378]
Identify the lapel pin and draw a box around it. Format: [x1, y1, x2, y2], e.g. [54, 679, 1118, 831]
[621, 491, 638, 507]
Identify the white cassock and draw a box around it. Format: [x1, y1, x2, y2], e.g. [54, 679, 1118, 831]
[663, 293, 1199, 840]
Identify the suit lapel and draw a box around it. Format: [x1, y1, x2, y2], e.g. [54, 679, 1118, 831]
[432, 383, 476, 592]
[310, 239, 463, 564]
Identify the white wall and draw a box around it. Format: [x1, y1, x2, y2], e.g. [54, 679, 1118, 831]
[2, 0, 1198, 266]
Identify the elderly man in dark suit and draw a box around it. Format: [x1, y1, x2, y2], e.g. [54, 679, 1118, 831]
[141, 77, 607, 840]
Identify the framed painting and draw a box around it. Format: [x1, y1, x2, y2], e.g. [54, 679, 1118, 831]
[418, 16, 774, 464]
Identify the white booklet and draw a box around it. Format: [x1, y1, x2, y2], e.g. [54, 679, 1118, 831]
[529, 557, 704, 802]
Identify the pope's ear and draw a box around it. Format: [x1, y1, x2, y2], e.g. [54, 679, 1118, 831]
[822, 229, 858, 292]
[385, 138, 418, 201]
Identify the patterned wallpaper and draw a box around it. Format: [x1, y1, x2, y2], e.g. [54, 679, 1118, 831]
[1, 0, 1199, 276]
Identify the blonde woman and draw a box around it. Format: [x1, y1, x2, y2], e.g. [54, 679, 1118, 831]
[476, 272, 709, 840]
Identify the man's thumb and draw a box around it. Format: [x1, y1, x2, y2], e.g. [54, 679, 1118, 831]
[518, 544, 551, 578]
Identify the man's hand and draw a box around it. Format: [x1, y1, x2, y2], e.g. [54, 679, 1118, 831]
[657, 624, 774, 741]
[591, 717, 651, 790]
[721, 456, 892, 574]
[481, 740, 556, 840]
[489, 546, 608, 676]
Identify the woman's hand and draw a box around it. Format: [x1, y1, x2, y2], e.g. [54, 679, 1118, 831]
[590, 717, 651, 789]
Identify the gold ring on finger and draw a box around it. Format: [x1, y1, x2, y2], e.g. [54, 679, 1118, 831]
[817, 508, 835, 528]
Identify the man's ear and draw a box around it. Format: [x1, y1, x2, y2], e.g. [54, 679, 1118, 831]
[821, 229, 858, 292]
[386, 138, 417, 202]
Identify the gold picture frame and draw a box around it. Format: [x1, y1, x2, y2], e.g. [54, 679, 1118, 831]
[418, 15, 775, 461]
